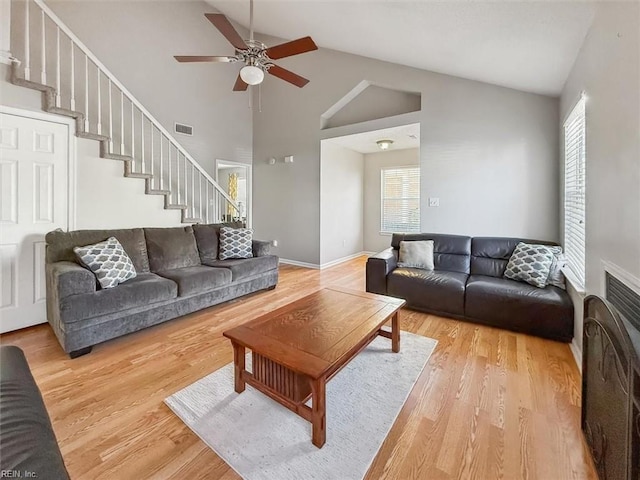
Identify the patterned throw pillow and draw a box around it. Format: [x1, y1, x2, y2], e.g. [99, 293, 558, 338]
[546, 246, 567, 289]
[504, 242, 554, 288]
[74, 236, 137, 289]
[219, 227, 253, 260]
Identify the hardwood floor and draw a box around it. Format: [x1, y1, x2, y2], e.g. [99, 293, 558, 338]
[1, 257, 596, 479]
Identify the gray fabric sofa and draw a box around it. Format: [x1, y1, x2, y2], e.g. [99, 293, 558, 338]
[366, 233, 574, 342]
[0, 345, 70, 479]
[45, 224, 278, 357]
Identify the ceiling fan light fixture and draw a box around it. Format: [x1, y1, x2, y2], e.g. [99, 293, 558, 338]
[240, 65, 264, 85]
[377, 139, 394, 151]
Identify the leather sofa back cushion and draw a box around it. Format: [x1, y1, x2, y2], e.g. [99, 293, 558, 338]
[144, 226, 201, 272]
[391, 233, 471, 274]
[45, 228, 150, 273]
[471, 237, 558, 278]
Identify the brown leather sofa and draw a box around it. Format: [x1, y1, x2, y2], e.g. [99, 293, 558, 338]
[366, 233, 574, 342]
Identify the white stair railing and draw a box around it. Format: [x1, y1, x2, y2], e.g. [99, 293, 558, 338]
[11, 0, 240, 223]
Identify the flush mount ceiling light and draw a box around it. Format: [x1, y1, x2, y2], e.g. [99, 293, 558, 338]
[376, 139, 394, 151]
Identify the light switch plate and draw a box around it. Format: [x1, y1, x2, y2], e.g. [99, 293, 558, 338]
[429, 197, 440, 207]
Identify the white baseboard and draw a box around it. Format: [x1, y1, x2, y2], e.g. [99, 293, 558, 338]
[278, 258, 320, 269]
[279, 251, 373, 270]
[569, 338, 582, 373]
[319, 252, 371, 270]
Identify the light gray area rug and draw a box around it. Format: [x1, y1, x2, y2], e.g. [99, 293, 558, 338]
[165, 331, 437, 480]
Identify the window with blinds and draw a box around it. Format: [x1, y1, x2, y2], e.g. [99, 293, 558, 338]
[380, 167, 420, 233]
[563, 96, 586, 287]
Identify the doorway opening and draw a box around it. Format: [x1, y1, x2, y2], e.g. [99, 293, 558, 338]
[215, 159, 252, 227]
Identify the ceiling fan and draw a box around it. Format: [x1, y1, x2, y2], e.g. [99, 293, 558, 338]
[174, 0, 318, 91]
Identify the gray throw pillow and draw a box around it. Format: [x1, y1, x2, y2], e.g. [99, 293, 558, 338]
[397, 240, 434, 270]
[546, 246, 567, 289]
[504, 242, 554, 288]
[74, 236, 137, 289]
[219, 227, 253, 260]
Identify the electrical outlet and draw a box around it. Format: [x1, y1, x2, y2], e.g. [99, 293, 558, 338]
[429, 197, 440, 207]
[342, 239, 346, 247]
[272, 240, 278, 247]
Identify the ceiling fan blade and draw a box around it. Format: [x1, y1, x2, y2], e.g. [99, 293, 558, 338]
[205, 13, 247, 50]
[174, 55, 234, 63]
[233, 74, 249, 91]
[265, 36, 318, 60]
[267, 64, 310, 88]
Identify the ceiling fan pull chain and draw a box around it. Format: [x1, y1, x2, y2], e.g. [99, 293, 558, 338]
[259, 82, 262, 113]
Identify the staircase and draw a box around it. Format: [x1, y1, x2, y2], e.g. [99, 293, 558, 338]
[8, 0, 240, 224]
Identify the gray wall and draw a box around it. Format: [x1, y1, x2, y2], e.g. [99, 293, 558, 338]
[319, 141, 364, 265]
[363, 148, 420, 253]
[560, 3, 640, 349]
[45, 0, 253, 176]
[326, 85, 421, 129]
[253, 42, 560, 264]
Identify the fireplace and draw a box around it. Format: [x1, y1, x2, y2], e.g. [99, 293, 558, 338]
[582, 272, 640, 479]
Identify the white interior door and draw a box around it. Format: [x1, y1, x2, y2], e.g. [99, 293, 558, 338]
[0, 112, 69, 333]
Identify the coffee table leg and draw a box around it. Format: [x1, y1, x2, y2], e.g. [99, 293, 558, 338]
[391, 312, 400, 353]
[311, 378, 326, 448]
[233, 342, 246, 393]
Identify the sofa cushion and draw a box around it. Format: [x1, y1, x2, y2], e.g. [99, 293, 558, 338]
[0, 346, 70, 479]
[391, 233, 471, 274]
[145, 227, 201, 272]
[74, 236, 137, 289]
[45, 228, 150, 273]
[203, 255, 278, 282]
[470, 237, 559, 278]
[192, 222, 245, 263]
[157, 266, 232, 297]
[504, 242, 555, 288]
[465, 275, 573, 341]
[387, 268, 468, 316]
[59, 273, 177, 324]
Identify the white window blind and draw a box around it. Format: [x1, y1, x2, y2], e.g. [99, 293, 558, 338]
[381, 167, 420, 233]
[563, 96, 586, 287]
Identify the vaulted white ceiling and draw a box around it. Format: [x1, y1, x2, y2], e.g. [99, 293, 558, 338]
[206, 0, 596, 96]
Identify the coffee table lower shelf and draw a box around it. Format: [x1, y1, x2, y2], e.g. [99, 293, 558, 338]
[229, 314, 400, 448]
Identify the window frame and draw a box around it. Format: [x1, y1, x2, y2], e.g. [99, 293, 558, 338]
[379, 165, 421, 234]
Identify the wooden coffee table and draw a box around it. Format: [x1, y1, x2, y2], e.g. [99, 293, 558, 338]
[223, 286, 405, 448]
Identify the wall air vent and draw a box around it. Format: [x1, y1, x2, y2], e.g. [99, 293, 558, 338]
[174, 123, 193, 136]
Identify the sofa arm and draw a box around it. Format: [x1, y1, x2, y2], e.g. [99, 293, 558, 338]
[366, 248, 398, 295]
[47, 261, 96, 299]
[252, 240, 272, 257]
[0, 346, 71, 479]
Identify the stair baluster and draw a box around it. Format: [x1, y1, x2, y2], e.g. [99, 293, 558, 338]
[10, 0, 239, 225]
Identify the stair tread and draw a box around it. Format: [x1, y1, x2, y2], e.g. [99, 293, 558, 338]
[78, 131, 110, 142]
[104, 153, 134, 161]
[126, 173, 153, 180]
[147, 189, 171, 194]
[166, 204, 188, 209]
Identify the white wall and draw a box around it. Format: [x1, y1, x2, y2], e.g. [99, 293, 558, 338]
[75, 138, 182, 229]
[253, 40, 560, 264]
[560, 2, 640, 352]
[320, 141, 364, 265]
[363, 148, 420, 253]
